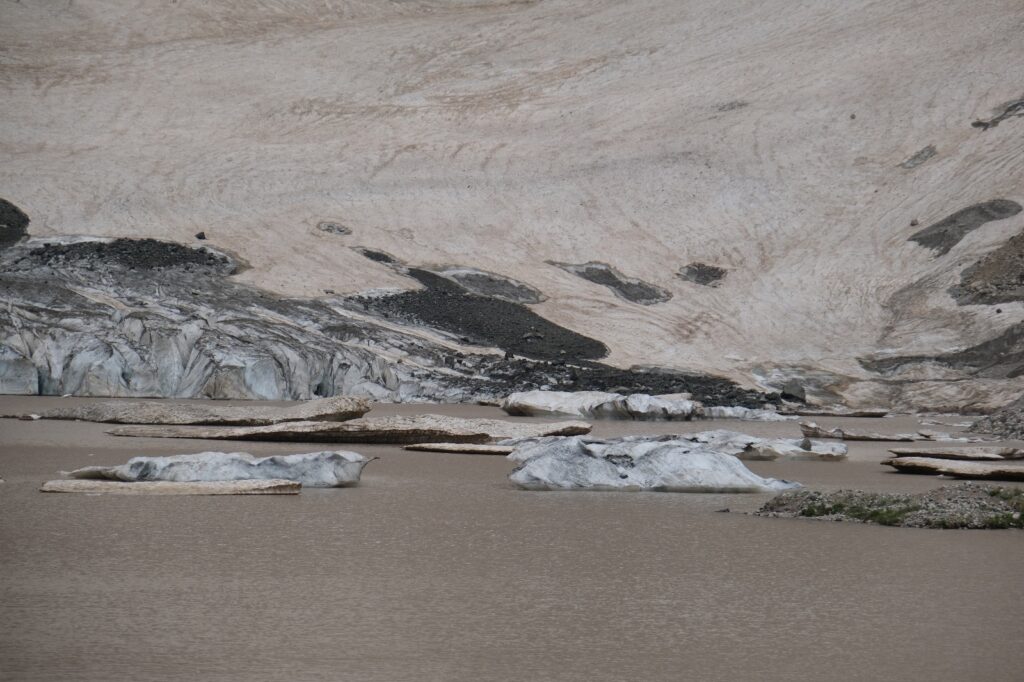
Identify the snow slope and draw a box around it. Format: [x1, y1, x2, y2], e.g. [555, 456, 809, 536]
[2, 0, 1022, 408]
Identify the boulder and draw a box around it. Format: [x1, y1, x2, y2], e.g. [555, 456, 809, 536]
[40, 479, 300, 495]
[3, 395, 371, 425]
[66, 451, 370, 487]
[403, 443, 515, 455]
[883, 457, 1024, 481]
[108, 414, 591, 444]
[501, 390, 702, 420]
[508, 437, 800, 492]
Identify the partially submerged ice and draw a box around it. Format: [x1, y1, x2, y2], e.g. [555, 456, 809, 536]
[108, 414, 591, 444]
[502, 390, 703, 420]
[508, 436, 802, 492]
[66, 451, 371, 487]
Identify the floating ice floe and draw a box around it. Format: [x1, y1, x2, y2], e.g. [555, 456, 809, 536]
[65, 451, 371, 487]
[503, 431, 846, 463]
[502, 390, 703, 420]
[507, 436, 802, 492]
[702, 406, 795, 422]
[501, 390, 796, 422]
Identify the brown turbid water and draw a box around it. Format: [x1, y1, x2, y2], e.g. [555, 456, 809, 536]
[2, 397, 1023, 681]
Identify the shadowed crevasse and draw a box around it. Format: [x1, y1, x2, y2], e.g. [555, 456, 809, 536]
[909, 200, 1022, 256]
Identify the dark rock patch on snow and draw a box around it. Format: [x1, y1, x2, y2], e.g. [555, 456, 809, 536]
[909, 200, 1022, 256]
[353, 267, 608, 361]
[353, 247, 400, 265]
[549, 260, 671, 305]
[899, 145, 936, 169]
[717, 101, 748, 112]
[971, 96, 1024, 131]
[678, 262, 727, 287]
[318, 221, 351, 235]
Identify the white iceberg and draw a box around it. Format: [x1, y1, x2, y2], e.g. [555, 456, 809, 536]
[508, 437, 801, 492]
[66, 451, 371, 488]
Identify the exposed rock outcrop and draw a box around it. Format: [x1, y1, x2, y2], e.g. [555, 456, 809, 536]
[756, 483, 1024, 528]
[40, 479, 301, 495]
[508, 436, 800, 492]
[908, 200, 1022, 256]
[108, 414, 591, 444]
[2, 395, 369, 425]
[67, 451, 371, 487]
[969, 394, 1024, 439]
[951, 230, 1024, 306]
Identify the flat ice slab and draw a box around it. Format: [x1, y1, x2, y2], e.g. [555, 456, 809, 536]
[66, 451, 371, 488]
[41, 479, 300, 495]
